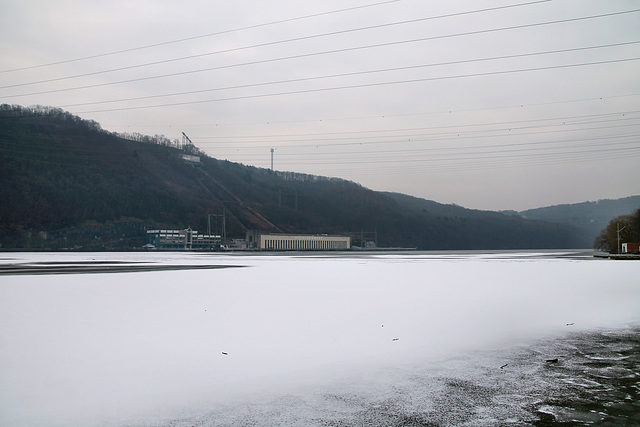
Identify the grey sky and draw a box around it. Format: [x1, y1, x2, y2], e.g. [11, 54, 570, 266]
[1, 0, 639, 211]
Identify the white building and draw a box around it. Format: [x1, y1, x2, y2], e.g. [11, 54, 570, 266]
[246, 231, 350, 250]
[181, 154, 201, 164]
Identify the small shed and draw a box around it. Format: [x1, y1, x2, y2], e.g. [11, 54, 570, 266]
[621, 242, 640, 254]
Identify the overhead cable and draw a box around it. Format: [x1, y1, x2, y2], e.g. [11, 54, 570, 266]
[2, 6, 636, 91]
[0, 0, 401, 73]
[34, 41, 637, 107]
[74, 57, 640, 114]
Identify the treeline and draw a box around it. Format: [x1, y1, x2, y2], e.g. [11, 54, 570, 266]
[116, 132, 177, 147]
[0, 104, 103, 132]
[1, 104, 593, 250]
[520, 196, 640, 246]
[1, 104, 204, 154]
[594, 209, 640, 252]
[115, 131, 205, 157]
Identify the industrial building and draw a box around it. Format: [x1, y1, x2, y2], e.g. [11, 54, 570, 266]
[246, 231, 350, 250]
[146, 228, 220, 250]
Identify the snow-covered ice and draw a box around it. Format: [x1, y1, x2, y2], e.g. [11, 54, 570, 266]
[0, 250, 638, 426]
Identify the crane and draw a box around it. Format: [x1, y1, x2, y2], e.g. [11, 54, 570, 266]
[181, 132, 193, 149]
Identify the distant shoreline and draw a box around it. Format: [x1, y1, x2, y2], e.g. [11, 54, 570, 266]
[594, 252, 640, 260]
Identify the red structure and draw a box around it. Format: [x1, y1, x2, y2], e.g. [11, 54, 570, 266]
[621, 243, 640, 253]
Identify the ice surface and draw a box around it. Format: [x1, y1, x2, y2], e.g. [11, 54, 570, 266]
[0, 251, 638, 426]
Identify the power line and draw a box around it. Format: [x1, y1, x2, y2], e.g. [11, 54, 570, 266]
[210, 137, 640, 165]
[143, 93, 640, 129]
[4, 122, 635, 162]
[194, 111, 640, 141]
[209, 128, 640, 157]
[328, 150, 640, 175]
[35, 41, 638, 108]
[249, 150, 640, 180]
[215, 123, 638, 153]
[3, 6, 636, 91]
[0, 0, 550, 83]
[204, 126, 640, 154]
[0, 0, 401, 73]
[283, 145, 640, 172]
[5, 91, 638, 142]
[7, 142, 636, 173]
[206, 127, 640, 172]
[277, 145, 640, 166]
[74, 57, 640, 114]
[3, 124, 637, 178]
[204, 121, 640, 162]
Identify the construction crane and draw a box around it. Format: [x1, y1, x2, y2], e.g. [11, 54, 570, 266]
[181, 132, 193, 150]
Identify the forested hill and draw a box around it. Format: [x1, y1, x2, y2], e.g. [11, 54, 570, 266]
[1, 105, 589, 250]
[519, 196, 640, 244]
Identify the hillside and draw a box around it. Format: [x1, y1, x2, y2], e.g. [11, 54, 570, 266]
[519, 196, 640, 245]
[382, 192, 589, 249]
[0, 105, 599, 250]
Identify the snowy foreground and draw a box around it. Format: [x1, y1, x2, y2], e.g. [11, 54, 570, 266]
[0, 250, 638, 426]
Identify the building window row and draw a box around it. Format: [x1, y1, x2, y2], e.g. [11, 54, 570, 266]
[263, 238, 347, 250]
[147, 229, 220, 250]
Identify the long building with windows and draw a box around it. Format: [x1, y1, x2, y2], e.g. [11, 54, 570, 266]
[246, 231, 350, 250]
[146, 228, 221, 250]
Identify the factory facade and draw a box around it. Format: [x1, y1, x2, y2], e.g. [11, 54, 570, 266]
[146, 228, 350, 251]
[246, 231, 350, 250]
[146, 228, 221, 250]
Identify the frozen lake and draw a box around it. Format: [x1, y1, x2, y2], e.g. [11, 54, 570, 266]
[0, 250, 638, 426]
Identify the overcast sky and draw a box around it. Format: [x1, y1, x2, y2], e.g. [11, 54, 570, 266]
[1, 0, 639, 211]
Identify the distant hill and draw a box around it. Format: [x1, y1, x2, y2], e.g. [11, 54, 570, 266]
[0, 104, 612, 250]
[382, 192, 588, 249]
[519, 196, 640, 247]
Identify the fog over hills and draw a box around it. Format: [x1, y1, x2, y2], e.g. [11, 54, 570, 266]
[1, 105, 636, 250]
